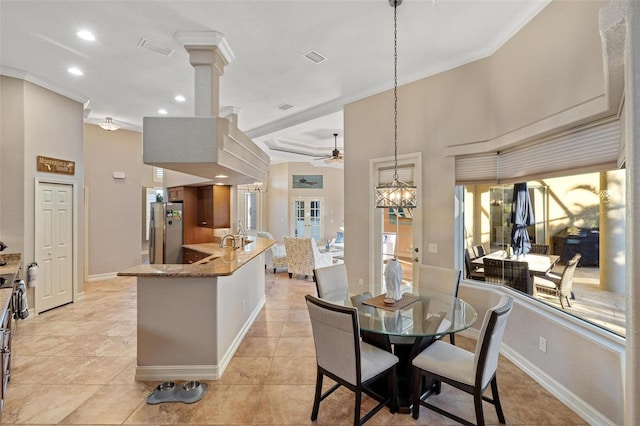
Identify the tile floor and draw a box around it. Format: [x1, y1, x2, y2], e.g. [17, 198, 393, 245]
[2, 272, 587, 425]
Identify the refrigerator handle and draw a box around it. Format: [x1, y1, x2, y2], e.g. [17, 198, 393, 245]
[149, 216, 156, 264]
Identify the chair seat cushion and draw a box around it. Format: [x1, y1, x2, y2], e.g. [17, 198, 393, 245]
[412, 340, 475, 385]
[533, 276, 557, 289]
[360, 342, 399, 383]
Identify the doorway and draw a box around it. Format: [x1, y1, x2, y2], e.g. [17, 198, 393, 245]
[35, 181, 75, 313]
[291, 197, 324, 242]
[371, 153, 422, 295]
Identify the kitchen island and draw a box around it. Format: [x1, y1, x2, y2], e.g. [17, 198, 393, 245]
[118, 237, 274, 382]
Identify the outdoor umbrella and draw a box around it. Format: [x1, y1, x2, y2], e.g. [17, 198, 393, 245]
[510, 182, 535, 256]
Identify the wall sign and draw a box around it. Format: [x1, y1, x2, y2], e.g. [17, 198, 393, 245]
[292, 174, 323, 188]
[37, 155, 75, 175]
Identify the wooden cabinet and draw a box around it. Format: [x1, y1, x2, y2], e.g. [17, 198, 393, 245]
[183, 248, 209, 264]
[197, 185, 230, 229]
[167, 186, 184, 202]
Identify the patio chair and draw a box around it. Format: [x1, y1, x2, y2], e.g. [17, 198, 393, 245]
[483, 258, 532, 295]
[534, 253, 581, 309]
[465, 247, 485, 281]
[257, 231, 287, 273]
[529, 244, 550, 255]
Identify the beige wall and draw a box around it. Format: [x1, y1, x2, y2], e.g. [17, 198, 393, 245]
[345, 1, 622, 423]
[84, 124, 146, 276]
[265, 162, 344, 243]
[0, 76, 85, 301]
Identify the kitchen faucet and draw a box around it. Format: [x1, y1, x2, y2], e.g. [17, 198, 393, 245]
[220, 234, 236, 248]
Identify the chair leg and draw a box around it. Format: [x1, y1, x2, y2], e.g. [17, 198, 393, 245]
[311, 370, 323, 421]
[273, 267, 276, 273]
[449, 332, 456, 345]
[354, 388, 362, 426]
[473, 387, 486, 426]
[491, 376, 506, 424]
[288, 272, 292, 279]
[565, 295, 572, 307]
[412, 367, 422, 419]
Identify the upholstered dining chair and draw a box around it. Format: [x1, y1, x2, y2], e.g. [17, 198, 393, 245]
[412, 295, 514, 426]
[483, 258, 531, 295]
[417, 264, 461, 344]
[284, 237, 333, 280]
[305, 294, 399, 426]
[313, 263, 349, 304]
[534, 253, 581, 309]
[257, 231, 287, 273]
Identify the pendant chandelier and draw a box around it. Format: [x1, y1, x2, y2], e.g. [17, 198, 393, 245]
[375, 0, 417, 209]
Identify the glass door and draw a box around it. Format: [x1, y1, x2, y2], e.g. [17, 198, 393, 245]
[291, 197, 324, 242]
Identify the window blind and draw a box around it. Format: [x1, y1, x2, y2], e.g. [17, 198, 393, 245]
[455, 119, 622, 185]
[378, 164, 414, 184]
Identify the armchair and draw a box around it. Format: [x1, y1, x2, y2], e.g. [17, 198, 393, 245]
[283, 237, 333, 280]
[257, 231, 287, 273]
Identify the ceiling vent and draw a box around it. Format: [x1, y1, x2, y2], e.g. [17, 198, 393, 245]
[138, 38, 175, 57]
[303, 50, 327, 64]
[276, 103, 294, 111]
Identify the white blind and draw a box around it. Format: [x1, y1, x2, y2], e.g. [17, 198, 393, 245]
[378, 164, 414, 184]
[455, 120, 622, 184]
[455, 154, 497, 184]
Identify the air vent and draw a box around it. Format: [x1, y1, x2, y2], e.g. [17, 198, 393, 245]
[276, 103, 294, 111]
[138, 38, 175, 57]
[83, 108, 91, 119]
[303, 50, 327, 64]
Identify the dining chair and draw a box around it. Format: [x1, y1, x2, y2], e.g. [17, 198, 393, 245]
[533, 253, 581, 309]
[529, 244, 550, 255]
[305, 294, 399, 426]
[483, 258, 531, 294]
[417, 264, 461, 344]
[411, 295, 514, 426]
[313, 263, 349, 304]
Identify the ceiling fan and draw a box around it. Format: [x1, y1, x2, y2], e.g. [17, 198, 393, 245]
[323, 133, 344, 164]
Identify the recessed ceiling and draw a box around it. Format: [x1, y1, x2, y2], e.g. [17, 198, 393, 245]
[0, 0, 549, 165]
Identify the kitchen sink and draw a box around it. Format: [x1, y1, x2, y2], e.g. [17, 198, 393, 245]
[0, 274, 16, 288]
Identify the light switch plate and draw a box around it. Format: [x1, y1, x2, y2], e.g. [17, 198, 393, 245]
[428, 243, 438, 253]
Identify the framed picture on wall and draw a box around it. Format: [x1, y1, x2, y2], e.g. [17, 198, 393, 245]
[292, 174, 323, 188]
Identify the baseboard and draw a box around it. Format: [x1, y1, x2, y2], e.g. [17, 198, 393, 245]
[86, 272, 119, 282]
[500, 342, 615, 425]
[135, 365, 219, 382]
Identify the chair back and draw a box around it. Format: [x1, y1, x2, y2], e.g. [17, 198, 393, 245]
[483, 258, 531, 294]
[257, 231, 274, 239]
[464, 247, 477, 278]
[473, 245, 486, 258]
[305, 294, 361, 386]
[284, 237, 333, 277]
[314, 263, 349, 304]
[417, 264, 461, 297]
[474, 295, 513, 389]
[529, 244, 550, 255]
[558, 253, 581, 297]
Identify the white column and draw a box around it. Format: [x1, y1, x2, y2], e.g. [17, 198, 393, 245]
[599, 170, 625, 293]
[625, 0, 639, 424]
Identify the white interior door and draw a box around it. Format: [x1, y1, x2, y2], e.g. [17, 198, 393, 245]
[35, 181, 74, 313]
[291, 197, 324, 242]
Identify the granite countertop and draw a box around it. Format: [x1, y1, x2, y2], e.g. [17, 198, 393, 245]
[0, 252, 22, 277]
[118, 237, 275, 278]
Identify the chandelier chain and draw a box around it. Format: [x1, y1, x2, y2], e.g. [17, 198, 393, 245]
[393, 0, 399, 180]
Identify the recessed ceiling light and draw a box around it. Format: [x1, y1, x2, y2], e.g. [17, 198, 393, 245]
[68, 67, 84, 76]
[215, 174, 228, 179]
[174, 95, 186, 102]
[158, 109, 168, 115]
[77, 30, 95, 41]
[303, 50, 327, 64]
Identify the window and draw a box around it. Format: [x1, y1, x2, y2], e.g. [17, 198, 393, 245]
[244, 192, 258, 231]
[461, 169, 625, 336]
[145, 188, 163, 240]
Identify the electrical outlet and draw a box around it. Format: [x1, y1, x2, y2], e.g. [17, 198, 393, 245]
[539, 336, 547, 353]
[358, 278, 364, 287]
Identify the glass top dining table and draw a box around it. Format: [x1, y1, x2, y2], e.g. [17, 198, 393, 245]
[352, 290, 478, 339]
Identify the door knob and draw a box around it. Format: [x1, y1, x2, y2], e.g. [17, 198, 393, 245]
[413, 257, 419, 262]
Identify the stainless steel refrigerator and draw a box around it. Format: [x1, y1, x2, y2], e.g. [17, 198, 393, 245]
[149, 202, 184, 264]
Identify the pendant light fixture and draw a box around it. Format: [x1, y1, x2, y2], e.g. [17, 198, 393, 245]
[99, 116, 120, 131]
[375, 0, 417, 209]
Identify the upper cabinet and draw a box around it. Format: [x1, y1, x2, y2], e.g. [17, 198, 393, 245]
[197, 185, 230, 229]
[167, 186, 184, 202]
